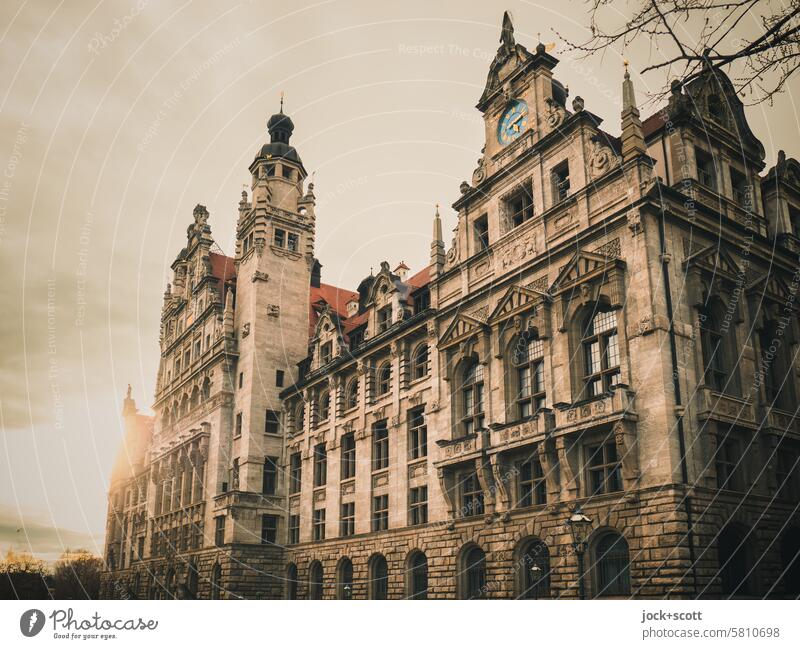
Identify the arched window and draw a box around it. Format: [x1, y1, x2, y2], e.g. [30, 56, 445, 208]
[180, 394, 189, 417]
[308, 561, 324, 600]
[411, 343, 429, 381]
[593, 532, 631, 597]
[170, 401, 179, 425]
[518, 538, 550, 599]
[582, 309, 620, 398]
[780, 528, 800, 597]
[286, 563, 298, 600]
[407, 551, 428, 600]
[512, 331, 545, 418]
[294, 402, 305, 434]
[131, 572, 141, 600]
[202, 377, 211, 400]
[460, 360, 485, 436]
[337, 558, 354, 600]
[190, 386, 200, 410]
[186, 561, 198, 598]
[718, 526, 754, 596]
[345, 377, 359, 410]
[699, 301, 736, 394]
[369, 554, 389, 600]
[460, 545, 487, 599]
[210, 563, 222, 600]
[317, 390, 330, 422]
[376, 361, 392, 396]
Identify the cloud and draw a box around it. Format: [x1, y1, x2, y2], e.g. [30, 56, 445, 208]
[0, 505, 102, 563]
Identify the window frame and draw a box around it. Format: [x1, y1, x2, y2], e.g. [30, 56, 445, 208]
[340, 502, 355, 537]
[460, 361, 485, 437]
[372, 494, 389, 532]
[512, 332, 546, 419]
[460, 471, 485, 518]
[262, 456, 278, 495]
[582, 309, 621, 399]
[312, 508, 326, 541]
[340, 432, 356, 480]
[313, 443, 328, 488]
[585, 440, 623, 496]
[372, 420, 389, 471]
[409, 485, 428, 526]
[408, 406, 428, 460]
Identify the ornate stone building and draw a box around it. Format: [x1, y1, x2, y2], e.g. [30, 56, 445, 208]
[101, 13, 800, 600]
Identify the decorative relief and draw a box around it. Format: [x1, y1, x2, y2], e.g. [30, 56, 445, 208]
[594, 237, 621, 259]
[372, 472, 389, 488]
[289, 495, 300, 509]
[470, 305, 490, 322]
[251, 270, 269, 283]
[241, 323, 250, 338]
[443, 437, 477, 459]
[266, 304, 280, 317]
[313, 489, 326, 503]
[552, 212, 573, 232]
[499, 234, 537, 270]
[340, 481, 355, 496]
[472, 157, 487, 185]
[494, 419, 539, 445]
[408, 462, 427, 479]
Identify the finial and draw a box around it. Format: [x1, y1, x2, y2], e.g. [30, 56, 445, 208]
[435, 202, 440, 216]
[279, 91, 284, 113]
[126, 384, 132, 399]
[501, 11, 515, 49]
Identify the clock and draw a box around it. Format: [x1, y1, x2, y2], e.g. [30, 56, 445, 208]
[497, 99, 529, 145]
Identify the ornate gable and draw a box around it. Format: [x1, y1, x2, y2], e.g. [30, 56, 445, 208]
[683, 244, 743, 282]
[549, 250, 625, 296]
[439, 313, 489, 351]
[488, 285, 551, 326]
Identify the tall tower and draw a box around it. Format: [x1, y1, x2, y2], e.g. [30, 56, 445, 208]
[223, 103, 314, 574]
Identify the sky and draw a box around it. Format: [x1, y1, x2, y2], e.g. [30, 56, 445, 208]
[0, 0, 797, 563]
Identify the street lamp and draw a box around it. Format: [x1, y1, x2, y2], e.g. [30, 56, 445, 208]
[343, 583, 352, 600]
[567, 506, 593, 600]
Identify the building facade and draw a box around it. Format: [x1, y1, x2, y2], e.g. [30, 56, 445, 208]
[101, 14, 800, 600]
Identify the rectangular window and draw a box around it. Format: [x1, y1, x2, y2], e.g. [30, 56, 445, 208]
[265, 409, 280, 434]
[313, 443, 327, 487]
[137, 536, 145, 560]
[238, 372, 243, 389]
[409, 486, 428, 526]
[715, 434, 743, 491]
[695, 149, 716, 190]
[274, 228, 286, 248]
[276, 369, 285, 387]
[194, 340, 201, 359]
[231, 458, 240, 491]
[262, 456, 278, 495]
[372, 494, 389, 531]
[730, 168, 750, 207]
[586, 442, 622, 495]
[340, 502, 355, 537]
[288, 514, 300, 545]
[313, 508, 326, 541]
[320, 342, 332, 365]
[412, 288, 430, 313]
[214, 515, 225, 547]
[282, 166, 293, 180]
[261, 514, 278, 544]
[235, 412, 243, 437]
[507, 184, 534, 227]
[266, 163, 276, 177]
[341, 433, 356, 480]
[551, 162, 570, 203]
[289, 453, 302, 494]
[287, 232, 299, 252]
[408, 407, 427, 460]
[519, 457, 547, 506]
[372, 420, 389, 471]
[461, 472, 484, 517]
[474, 214, 489, 249]
[377, 306, 393, 333]
[184, 350, 191, 367]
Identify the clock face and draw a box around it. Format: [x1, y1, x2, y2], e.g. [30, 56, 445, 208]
[497, 99, 529, 145]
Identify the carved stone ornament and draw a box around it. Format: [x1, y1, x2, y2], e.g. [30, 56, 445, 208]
[472, 157, 487, 185]
[544, 97, 564, 129]
[588, 136, 616, 177]
[251, 270, 269, 283]
[241, 322, 250, 338]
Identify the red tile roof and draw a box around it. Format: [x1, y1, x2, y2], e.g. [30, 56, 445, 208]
[407, 265, 430, 289]
[642, 111, 668, 138]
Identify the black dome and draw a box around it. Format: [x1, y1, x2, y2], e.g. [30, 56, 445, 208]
[267, 111, 294, 134]
[257, 141, 302, 164]
[253, 107, 303, 166]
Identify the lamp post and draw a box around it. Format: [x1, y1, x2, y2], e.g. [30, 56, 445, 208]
[343, 583, 352, 600]
[567, 506, 593, 600]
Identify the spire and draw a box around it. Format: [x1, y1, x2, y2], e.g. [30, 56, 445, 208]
[122, 384, 136, 417]
[430, 203, 445, 276]
[620, 61, 646, 162]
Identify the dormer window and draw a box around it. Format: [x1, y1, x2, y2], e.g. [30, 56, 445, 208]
[551, 162, 570, 203]
[377, 306, 392, 333]
[320, 342, 332, 365]
[695, 149, 716, 190]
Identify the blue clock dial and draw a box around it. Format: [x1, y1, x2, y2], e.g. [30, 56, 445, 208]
[497, 99, 529, 145]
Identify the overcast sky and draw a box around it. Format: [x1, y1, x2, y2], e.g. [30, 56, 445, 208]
[1, 0, 796, 562]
